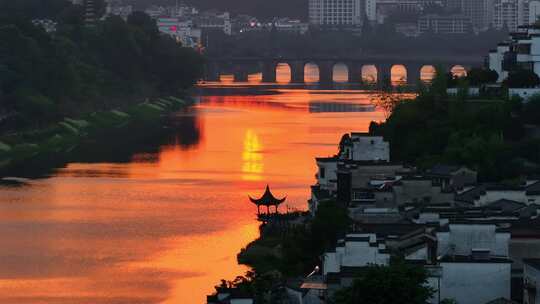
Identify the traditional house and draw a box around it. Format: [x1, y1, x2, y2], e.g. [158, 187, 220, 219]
[524, 259, 540, 304]
[430, 223, 512, 304]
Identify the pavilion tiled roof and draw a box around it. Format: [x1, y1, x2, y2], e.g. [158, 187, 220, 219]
[249, 185, 286, 206]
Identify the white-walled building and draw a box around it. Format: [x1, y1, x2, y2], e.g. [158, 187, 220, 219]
[524, 259, 540, 304]
[339, 133, 390, 162]
[488, 25, 540, 83]
[430, 223, 512, 304]
[308, 0, 364, 26]
[323, 233, 390, 275]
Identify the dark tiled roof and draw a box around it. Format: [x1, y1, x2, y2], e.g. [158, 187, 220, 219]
[316, 156, 338, 163]
[428, 164, 462, 176]
[455, 185, 486, 203]
[524, 258, 540, 271]
[311, 185, 333, 200]
[354, 223, 423, 237]
[485, 298, 518, 304]
[485, 199, 526, 212]
[526, 180, 540, 195]
[438, 255, 512, 263]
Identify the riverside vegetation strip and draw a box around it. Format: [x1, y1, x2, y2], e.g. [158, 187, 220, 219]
[0, 96, 189, 177]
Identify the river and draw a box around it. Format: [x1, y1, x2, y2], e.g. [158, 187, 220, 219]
[0, 67, 387, 303]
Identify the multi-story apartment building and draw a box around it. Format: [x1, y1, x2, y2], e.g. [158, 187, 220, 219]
[308, 0, 364, 26]
[451, 0, 494, 32]
[493, 0, 531, 31]
[418, 13, 472, 34]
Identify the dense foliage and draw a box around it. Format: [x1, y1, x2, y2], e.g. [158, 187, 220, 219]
[0, 0, 203, 130]
[331, 259, 434, 304]
[370, 71, 540, 181]
[238, 200, 350, 277]
[504, 69, 540, 88]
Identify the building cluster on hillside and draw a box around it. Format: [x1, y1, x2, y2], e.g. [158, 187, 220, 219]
[101, 1, 309, 49]
[309, 0, 540, 35]
[295, 133, 540, 304]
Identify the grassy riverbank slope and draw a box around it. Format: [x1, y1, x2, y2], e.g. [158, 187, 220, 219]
[0, 96, 189, 177]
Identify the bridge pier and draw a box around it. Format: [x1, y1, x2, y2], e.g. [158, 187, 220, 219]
[233, 65, 249, 82]
[204, 61, 220, 82]
[262, 61, 276, 83]
[377, 63, 392, 87]
[319, 61, 334, 85]
[407, 64, 422, 86]
[290, 61, 305, 83]
[348, 62, 363, 84]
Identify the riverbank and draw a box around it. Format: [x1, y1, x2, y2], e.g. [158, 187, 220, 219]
[0, 96, 191, 178]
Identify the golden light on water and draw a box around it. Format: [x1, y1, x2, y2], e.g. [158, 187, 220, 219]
[242, 129, 264, 181]
[0, 86, 387, 304]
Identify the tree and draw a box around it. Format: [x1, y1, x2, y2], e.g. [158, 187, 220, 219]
[504, 69, 540, 88]
[466, 68, 499, 86]
[311, 200, 350, 253]
[332, 259, 435, 304]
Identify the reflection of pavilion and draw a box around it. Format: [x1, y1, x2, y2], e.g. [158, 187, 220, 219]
[249, 185, 286, 215]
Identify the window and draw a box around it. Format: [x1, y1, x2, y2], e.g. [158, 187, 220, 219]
[320, 167, 326, 179]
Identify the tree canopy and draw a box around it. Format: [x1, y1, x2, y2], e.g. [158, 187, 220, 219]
[0, 1, 203, 131]
[331, 260, 434, 304]
[504, 69, 540, 88]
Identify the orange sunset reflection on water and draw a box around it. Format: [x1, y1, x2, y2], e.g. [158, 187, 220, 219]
[0, 69, 387, 303]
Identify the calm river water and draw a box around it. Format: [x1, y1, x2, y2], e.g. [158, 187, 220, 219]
[0, 68, 386, 303]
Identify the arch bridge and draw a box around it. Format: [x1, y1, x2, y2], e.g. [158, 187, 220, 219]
[204, 55, 483, 85]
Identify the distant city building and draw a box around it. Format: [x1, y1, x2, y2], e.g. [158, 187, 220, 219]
[308, 0, 364, 26]
[193, 11, 232, 35]
[529, 0, 540, 23]
[418, 13, 472, 34]
[31, 19, 58, 33]
[375, 0, 444, 24]
[493, 0, 531, 31]
[457, 0, 495, 32]
[157, 18, 202, 48]
[366, 0, 377, 22]
[273, 18, 310, 34]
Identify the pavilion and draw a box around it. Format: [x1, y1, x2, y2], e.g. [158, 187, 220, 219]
[249, 185, 286, 215]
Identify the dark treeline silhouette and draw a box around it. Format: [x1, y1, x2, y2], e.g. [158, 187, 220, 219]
[203, 26, 507, 58]
[0, 0, 204, 130]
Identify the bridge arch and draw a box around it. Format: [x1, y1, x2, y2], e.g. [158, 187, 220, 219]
[420, 65, 437, 83]
[276, 62, 292, 83]
[333, 62, 349, 83]
[248, 72, 262, 83]
[219, 74, 233, 83]
[451, 65, 468, 78]
[391, 65, 407, 86]
[362, 65, 378, 84]
[305, 62, 320, 83]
